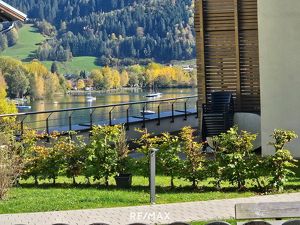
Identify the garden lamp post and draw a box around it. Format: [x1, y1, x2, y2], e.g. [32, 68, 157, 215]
[150, 147, 158, 205]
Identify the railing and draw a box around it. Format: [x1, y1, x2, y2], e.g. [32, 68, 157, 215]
[0, 95, 198, 135]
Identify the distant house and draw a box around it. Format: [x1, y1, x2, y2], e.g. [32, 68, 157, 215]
[0, 0, 27, 22]
[182, 65, 194, 72]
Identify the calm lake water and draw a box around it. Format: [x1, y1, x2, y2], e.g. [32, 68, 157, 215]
[21, 88, 197, 131]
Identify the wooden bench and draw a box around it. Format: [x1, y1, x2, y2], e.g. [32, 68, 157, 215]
[235, 202, 300, 225]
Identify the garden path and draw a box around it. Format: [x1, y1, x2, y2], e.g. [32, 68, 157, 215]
[1, 192, 300, 225]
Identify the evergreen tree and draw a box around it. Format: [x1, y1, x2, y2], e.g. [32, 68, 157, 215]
[51, 62, 59, 74]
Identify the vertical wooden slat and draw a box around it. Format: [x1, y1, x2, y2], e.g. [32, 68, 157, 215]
[195, 0, 206, 135]
[196, 0, 206, 104]
[234, 0, 241, 111]
[194, 0, 260, 113]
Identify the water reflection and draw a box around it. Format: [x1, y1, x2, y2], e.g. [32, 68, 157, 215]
[21, 88, 197, 130]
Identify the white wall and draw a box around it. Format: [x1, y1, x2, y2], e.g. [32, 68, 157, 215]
[258, 0, 300, 156]
[234, 113, 261, 150]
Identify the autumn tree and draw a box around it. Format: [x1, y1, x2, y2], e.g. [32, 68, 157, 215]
[5, 68, 29, 98]
[6, 28, 18, 47]
[30, 74, 45, 100]
[77, 79, 85, 90]
[111, 69, 121, 89]
[0, 71, 17, 121]
[26, 60, 64, 99]
[102, 67, 114, 90]
[120, 70, 129, 87]
[0, 34, 8, 52]
[66, 80, 73, 90]
[90, 69, 104, 90]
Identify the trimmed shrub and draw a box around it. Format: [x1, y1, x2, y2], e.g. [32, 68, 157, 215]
[180, 126, 205, 188]
[212, 126, 257, 190]
[157, 132, 182, 188]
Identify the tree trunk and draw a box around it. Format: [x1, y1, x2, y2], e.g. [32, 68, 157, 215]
[105, 176, 109, 187]
[192, 178, 196, 189]
[171, 176, 174, 189]
[34, 176, 38, 186]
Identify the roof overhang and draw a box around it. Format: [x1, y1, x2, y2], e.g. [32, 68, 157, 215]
[0, 0, 27, 22]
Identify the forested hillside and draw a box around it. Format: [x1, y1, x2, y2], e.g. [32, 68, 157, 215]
[3, 0, 195, 65]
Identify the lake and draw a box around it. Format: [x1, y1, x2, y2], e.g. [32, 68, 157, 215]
[21, 88, 198, 131]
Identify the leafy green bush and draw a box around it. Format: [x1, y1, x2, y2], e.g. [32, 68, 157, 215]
[58, 132, 87, 185]
[135, 128, 160, 185]
[180, 126, 205, 188]
[212, 126, 257, 190]
[15, 125, 300, 193]
[85, 125, 124, 186]
[268, 129, 298, 191]
[22, 129, 47, 185]
[157, 133, 182, 188]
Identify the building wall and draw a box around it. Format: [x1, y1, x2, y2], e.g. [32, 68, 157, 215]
[258, 0, 300, 156]
[194, 0, 260, 136]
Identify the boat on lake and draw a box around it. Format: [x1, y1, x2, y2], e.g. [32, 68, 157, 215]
[146, 92, 162, 98]
[86, 96, 96, 101]
[86, 88, 96, 101]
[146, 84, 162, 98]
[140, 109, 156, 115]
[17, 105, 31, 110]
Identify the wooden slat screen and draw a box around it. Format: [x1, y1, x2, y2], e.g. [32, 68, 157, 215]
[195, 0, 260, 113]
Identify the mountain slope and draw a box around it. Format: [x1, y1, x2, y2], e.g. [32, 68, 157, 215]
[3, 0, 195, 64]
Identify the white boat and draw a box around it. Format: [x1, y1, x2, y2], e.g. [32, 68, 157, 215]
[17, 105, 31, 110]
[141, 110, 156, 115]
[86, 96, 96, 101]
[146, 92, 162, 98]
[86, 88, 96, 101]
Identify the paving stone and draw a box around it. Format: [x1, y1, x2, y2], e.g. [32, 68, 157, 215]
[1, 193, 300, 225]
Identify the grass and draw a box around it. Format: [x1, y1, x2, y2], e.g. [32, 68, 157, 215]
[2, 170, 300, 215]
[43, 56, 99, 74]
[0, 175, 257, 214]
[0, 24, 46, 61]
[0, 24, 99, 74]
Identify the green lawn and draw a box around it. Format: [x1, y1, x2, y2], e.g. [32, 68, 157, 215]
[0, 24, 46, 61]
[0, 175, 257, 214]
[1, 172, 300, 215]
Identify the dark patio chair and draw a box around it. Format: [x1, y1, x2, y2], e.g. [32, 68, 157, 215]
[282, 220, 300, 225]
[242, 221, 272, 225]
[206, 222, 231, 225]
[202, 91, 234, 142]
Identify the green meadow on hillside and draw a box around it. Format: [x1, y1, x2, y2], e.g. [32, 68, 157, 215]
[0, 24, 45, 61]
[42, 56, 99, 74]
[0, 24, 99, 74]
